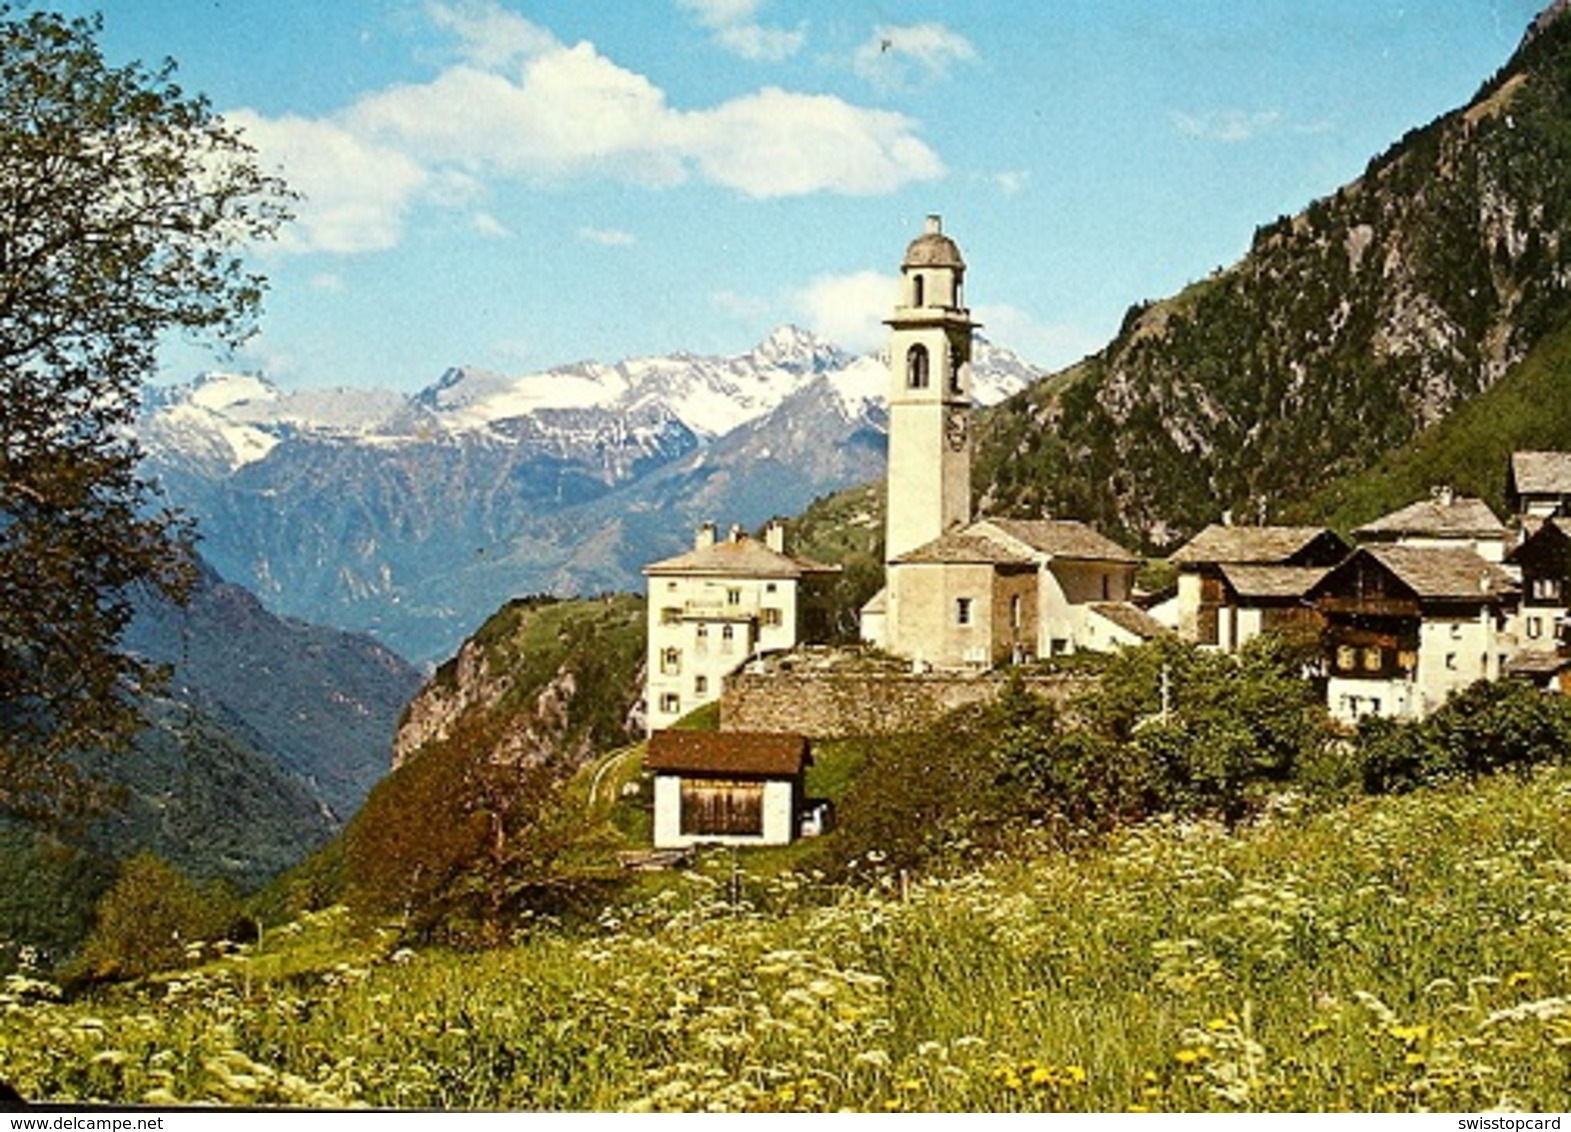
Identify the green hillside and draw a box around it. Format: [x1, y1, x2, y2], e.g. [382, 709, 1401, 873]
[5, 762, 1569, 1111]
[970, 13, 1571, 550]
[1291, 310, 1571, 530]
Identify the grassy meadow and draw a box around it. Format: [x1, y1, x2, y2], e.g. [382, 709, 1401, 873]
[4, 764, 1571, 1112]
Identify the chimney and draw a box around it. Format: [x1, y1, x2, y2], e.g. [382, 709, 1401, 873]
[765, 521, 786, 554]
[1432, 485, 1456, 507]
[728, 523, 743, 543]
[925, 214, 942, 235]
[695, 521, 716, 550]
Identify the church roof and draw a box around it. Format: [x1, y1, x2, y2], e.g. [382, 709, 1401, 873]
[979, 519, 1140, 563]
[903, 215, 965, 270]
[645, 730, 810, 777]
[1510, 451, 1571, 496]
[891, 530, 1036, 566]
[1353, 494, 1506, 540]
[1170, 524, 1342, 566]
[644, 534, 839, 579]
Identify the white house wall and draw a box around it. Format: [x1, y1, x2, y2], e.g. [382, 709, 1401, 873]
[651, 775, 798, 849]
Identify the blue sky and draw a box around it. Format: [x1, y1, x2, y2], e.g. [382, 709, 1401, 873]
[53, 0, 1550, 390]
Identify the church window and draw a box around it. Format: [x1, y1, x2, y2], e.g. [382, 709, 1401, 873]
[956, 597, 973, 626]
[906, 344, 930, 389]
[1010, 595, 1022, 629]
[949, 344, 963, 393]
[912, 273, 925, 307]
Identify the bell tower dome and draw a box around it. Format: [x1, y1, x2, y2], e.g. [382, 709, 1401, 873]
[884, 215, 977, 563]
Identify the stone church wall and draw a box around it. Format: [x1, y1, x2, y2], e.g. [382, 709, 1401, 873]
[719, 669, 1087, 739]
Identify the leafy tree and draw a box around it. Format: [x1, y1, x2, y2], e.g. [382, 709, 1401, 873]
[0, 8, 291, 816]
[1359, 678, 1571, 794]
[71, 851, 238, 981]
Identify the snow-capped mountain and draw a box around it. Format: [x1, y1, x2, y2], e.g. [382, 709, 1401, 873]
[137, 327, 1044, 663]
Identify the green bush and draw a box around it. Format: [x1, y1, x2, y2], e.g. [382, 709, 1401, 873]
[70, 853, 240, 981]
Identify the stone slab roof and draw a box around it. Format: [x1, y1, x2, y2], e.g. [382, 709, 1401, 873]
[1506, 651, 1571, 677]
[1363, 545, 1517, 601]
[1169, 524, 1338, 566]
[645, 730, 811, 777]
[1088, 602, 1171, 640]
[1217, 564, 1332, 599]
[1353, 494, 1506, 540]
[978, 518, 1140, 563]
[645, 535, 840, 579]
[891, 530, 1036, 566]
[1511, 451, 1571, 496]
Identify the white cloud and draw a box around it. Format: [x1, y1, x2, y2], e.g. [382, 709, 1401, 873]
[309, 272, 345, 292]
[685, 88, 942, 197]
[793, 270, 898, 353]
[226, 110, 429, 254]
[678, 0, 805, 62]
[988, 169, 1030, 196]
[425, 0, 559, 69]
[472, 212, 512, 238]
[578, 226, 635, 246]
[230, 5, 941, 257]
[1171, 108, 1282, 143]
[975, 302, 1104, 371]
[854, 23, 977, 90]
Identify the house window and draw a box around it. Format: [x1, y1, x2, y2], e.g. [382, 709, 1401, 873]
[694, 675, 708, 695]
[766, 582, 778, 593]
[680, 778, 764, 836]
[1362, 647, 1383, 673]
[1533, 577, 1564, 602]
[1529, 616, 1544, 640]
[666, 581, 678, 591]
[1336, 645, 1357, 672]
[660, 647, 682, 675]
[1450, 622, 1463, 640]
[1445, 653, 1458, 671]
[696, 624, 709, 638]
[660, 693, 681, 715]
[906, 344, 930, 389]
[726, 588, 742, 606]
[761, 607, 782, 628]
[660, 606, 681, 625]
[956, 597, 973, 626]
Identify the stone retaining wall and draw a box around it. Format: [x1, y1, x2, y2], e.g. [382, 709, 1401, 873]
[719, 669, 1087, 738]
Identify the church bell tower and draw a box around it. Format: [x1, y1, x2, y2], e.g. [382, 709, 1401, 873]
[884, 214, 977, 563]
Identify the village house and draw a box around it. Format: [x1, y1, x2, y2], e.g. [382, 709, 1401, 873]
[1508, 451, 1571, 519]
[643, 521, 838, 732]
[1308, 544, 1518, 723]
[1351, 487, 1509, 562]
[644, 729, 812, 849]
[1504, 516, 1571, 690]
[1166, 524, 1349, 650]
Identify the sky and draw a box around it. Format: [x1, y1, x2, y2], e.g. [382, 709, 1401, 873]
[45, 0, 1553, 391]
